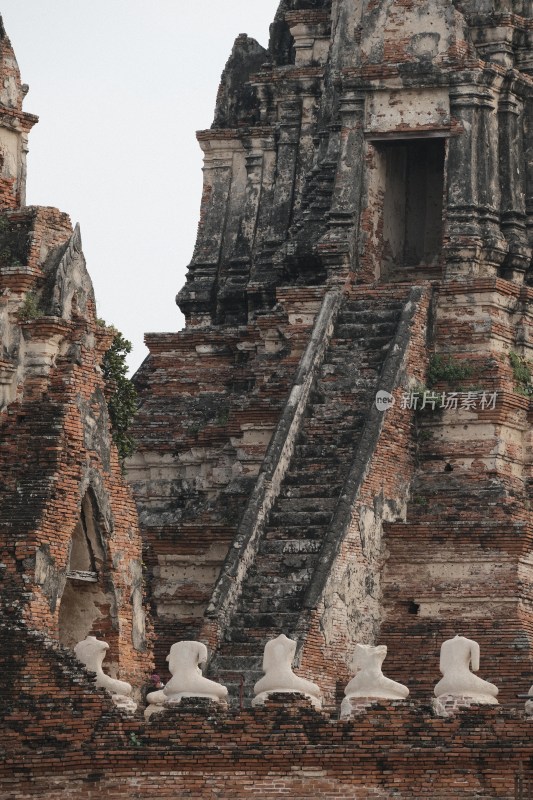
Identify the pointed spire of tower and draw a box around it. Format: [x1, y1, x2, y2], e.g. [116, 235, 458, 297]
[0, 15, 26, 112]
[0, 14, 38, 209]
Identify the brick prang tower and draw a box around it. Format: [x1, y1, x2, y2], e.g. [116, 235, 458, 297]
[130, 0, 533, 708]
[2, 2, 533, 798]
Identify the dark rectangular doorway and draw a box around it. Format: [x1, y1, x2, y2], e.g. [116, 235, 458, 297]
[380, 137, 445, 279]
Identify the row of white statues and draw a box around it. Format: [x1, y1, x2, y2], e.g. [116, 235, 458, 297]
[74, 633, 517, 719]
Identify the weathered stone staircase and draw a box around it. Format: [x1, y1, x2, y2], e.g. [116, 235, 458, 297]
[207, 293, 406, 703]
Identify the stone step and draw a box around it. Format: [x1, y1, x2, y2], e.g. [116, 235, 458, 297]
[311, 394, 355, 408]
[309, 376, 371, 392]
[275, 497, 338, 513]
[306, 389, 371, 404]
[296, 432, 363, 450]
[242, 581, 308, 599]
[239, 593, 308, 614]
[260, 538, 323, 555]
[304, 406, 368, 423]
[218, 637, 266, 652]
[315, 378, 371, 396]
[325, 353, 387, 370]
[337, 309, 401, 325]
[288, 453, 354, 467]
[250, 555, 316, 578]
[300, 418, 367, 435]
[267, 509, 334, 527]
[287, 455, 355, 472]
[305, 392, 371, 410]
[332, 321, 398, 338]
[326, 352, 385, 368]
[211, 665, 263, 687]
[300, 410, 364, 424]
[208, 677, 252, 694]
[246, 556, 315, 579]
[292, 444, 354, 459]
[229, 591, 308, 615]
[315, 365, 375, 380]
[318, 358, 379, 375]
[206, 673, 260, 692]
[279, 483, 342, 499]
[343, 299, 404, 313]
[209, 654, 263, 672]
[225, 611, 300, 635]
[283, 468, 345, 485]
[334, 329, 395, 348]
[327, 349, 385, 364]
[263, 525, 328, 541]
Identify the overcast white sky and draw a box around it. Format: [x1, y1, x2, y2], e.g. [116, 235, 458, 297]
[1, 1, 280, 371]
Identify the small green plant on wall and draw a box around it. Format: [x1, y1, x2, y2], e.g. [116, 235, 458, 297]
[101, 326, 138, 461]
[16, 291, 42, 321]
[427, 354, 473, 388]
[509, 351, 533, 397]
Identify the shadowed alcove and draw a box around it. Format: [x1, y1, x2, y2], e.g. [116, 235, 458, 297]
[58, 491, 118, 667]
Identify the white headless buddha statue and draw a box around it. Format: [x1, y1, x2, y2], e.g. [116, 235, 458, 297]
[525, 682, 533, 716]
[74, 636, 137, 713]
[163, 641, 228, 705]
[341, 643, 409, 716]
[434, 635, 498, 704]
[253, 634, 322, 709]
[144, 678, 166, 719]
[145, 688, 166, 718]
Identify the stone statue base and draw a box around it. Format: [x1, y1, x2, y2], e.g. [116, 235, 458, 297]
[144, 703, 166, 719]
[433, 693, 498, 718]
[144, 689, 167, 719]
[110, 693, 137, 714]
[340, 695, 407, 719]
[252, 690, 322, 710]
[165, 693, 228, 709]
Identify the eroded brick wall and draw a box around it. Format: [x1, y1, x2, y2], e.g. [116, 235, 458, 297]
[1, 636, 532, 800]
[381, 279, 533, 705]
[0, 209, 152, 687]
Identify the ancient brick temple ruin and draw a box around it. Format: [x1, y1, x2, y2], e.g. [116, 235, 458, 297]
[2, 1, 533, 798]
[0, 20, 151, 689]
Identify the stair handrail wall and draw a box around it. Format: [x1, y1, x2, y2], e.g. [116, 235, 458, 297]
[301, 285, 429, 616]
[202, 288, 344, 649]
